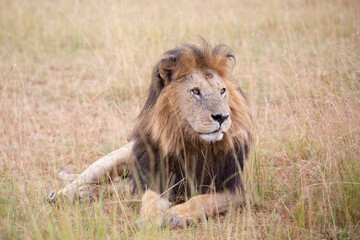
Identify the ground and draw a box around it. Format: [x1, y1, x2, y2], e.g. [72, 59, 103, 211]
[0, 0, 359, 239]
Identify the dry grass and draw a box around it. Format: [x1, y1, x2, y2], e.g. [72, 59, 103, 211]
[1, 0, 359, 239]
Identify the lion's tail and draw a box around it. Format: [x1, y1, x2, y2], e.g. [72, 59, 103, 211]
[58, 168, 79, 182]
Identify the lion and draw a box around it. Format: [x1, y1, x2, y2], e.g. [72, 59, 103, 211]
[47, 41, 252, 228]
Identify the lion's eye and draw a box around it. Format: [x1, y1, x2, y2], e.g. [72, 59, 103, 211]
[220, 88, 226, 94]
[191, 88, 201, 95]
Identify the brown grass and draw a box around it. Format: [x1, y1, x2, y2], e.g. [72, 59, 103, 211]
[1, 0, 359, 239]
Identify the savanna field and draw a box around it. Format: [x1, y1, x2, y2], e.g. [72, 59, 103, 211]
[1, 0, 359, 239]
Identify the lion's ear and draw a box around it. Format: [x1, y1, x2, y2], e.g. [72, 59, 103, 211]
[158, 57, 177, 85]
[212, 44, 236, 77]
[141, 56, 177, 112]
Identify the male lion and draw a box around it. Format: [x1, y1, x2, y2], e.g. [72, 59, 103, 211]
[47, 42, 252, 228]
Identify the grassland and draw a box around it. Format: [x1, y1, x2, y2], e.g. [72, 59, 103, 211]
[1, 0, 359, 239]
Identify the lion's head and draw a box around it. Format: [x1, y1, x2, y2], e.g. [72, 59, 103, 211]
[134, 42, 251, 156]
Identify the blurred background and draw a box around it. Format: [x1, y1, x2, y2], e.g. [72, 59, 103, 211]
[1, 0, 359, 239]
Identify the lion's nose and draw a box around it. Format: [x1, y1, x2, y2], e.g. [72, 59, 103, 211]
[211, 113, 229, 125]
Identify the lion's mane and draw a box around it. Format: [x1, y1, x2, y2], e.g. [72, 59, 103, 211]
[131, 42, 252, 201]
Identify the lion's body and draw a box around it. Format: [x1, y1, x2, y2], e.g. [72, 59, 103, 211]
[48, 42, 252, 228]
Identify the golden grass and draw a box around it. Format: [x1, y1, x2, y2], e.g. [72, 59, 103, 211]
[1, 0, 359, 239]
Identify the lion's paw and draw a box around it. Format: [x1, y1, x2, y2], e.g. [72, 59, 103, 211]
[167, 204, 194, 228]
[47, 185, 98, 204]
[47, 191, 59, 204]
[46, 191, 70, 204]
[78, 185, 98, 203]
[168, 217, 192, 228]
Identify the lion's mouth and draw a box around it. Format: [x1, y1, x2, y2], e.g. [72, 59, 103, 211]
[209, 128, 221, 134]
[200, 128, 221, 135]
[199, 129, 224, 143]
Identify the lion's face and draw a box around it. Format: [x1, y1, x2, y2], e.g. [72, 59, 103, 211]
[136, 43, 251, 154]
[173, 68, 231, 143]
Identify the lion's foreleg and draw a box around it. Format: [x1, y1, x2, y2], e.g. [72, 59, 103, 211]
[137, 190, 171, 228]
[167, 190, 243, 228]
[47, 141, 134, 203]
